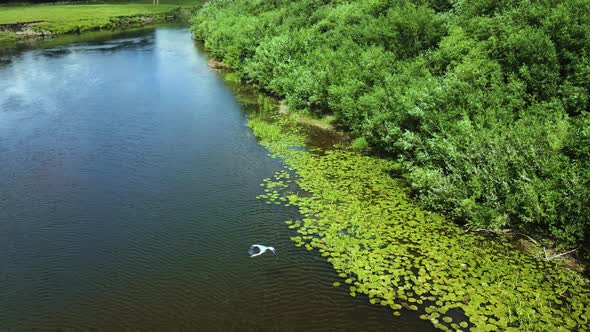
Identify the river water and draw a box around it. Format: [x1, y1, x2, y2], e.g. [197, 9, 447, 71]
[0, 27, 434, 331]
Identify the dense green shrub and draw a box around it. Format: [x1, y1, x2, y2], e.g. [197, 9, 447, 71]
[192, 0, 590, 248]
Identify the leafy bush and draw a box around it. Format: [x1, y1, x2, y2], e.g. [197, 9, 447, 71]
[350, 137, 369, 152]
[192, 0, 590, 248]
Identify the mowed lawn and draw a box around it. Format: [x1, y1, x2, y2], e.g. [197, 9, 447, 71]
[0, 2, 197, 25]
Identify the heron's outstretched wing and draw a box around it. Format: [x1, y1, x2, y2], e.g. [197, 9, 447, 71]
[248, 244, 276, 257]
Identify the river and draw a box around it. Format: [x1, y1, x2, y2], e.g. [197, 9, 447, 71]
[0, 26, 434, 331]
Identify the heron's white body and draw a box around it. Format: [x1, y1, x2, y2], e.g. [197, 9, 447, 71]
[249, 244, 276, 257]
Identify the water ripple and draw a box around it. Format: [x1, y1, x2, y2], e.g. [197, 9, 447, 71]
[0, 27, 434, 332]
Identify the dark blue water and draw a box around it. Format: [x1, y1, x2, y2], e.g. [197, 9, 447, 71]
[0, 27, 434, 331]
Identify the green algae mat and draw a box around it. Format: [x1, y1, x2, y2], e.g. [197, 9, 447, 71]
[248, 103, 590, 331]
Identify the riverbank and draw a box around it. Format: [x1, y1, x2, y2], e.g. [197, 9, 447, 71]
[191, 2, 590, 327]
[193, 0, 590, 265]
[0, 1, 199, 43]
[203, 21, 590, 330]
[236, 91, 590, 331]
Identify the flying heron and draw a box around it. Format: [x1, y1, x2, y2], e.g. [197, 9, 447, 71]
[248, 244, 276, 257]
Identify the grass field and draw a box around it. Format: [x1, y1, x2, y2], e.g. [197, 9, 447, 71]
[0, 1, 200, 25]
[0, 1, 201, 42]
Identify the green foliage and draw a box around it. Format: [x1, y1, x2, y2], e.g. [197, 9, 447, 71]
[193, 0, 590, 248]
[351, 137, 369, 152]
[247, 104, 590, 331]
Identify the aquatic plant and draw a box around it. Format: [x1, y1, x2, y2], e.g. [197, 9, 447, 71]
[249, 108, 590, 331]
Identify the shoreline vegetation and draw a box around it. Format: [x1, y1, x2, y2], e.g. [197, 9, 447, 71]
[245, 87, 590, 332]
[192, 0, 590, 331]
[192, 0, 590, 259]
[225, 72, 590, 331]
[0, 1, 200, 43]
